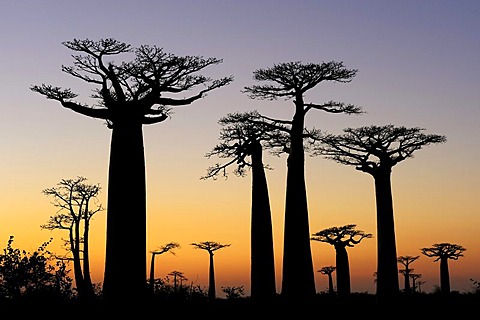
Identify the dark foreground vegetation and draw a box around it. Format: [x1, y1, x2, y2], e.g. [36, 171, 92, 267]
[1, 292, 479, 317]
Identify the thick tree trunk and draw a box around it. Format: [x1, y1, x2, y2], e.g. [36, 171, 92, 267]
[281, 104, 316, 301]
[336, 246, 351, 300]
[208, 253, 216, 301]
[440, 257, 450, 294]
[103, 121, 147, 303]
[250, 141, 277, 301]
[373, 170, 400, 304]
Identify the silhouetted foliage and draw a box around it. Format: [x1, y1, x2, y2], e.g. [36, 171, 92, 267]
[0, 236, 74, 303]
[421, 243, 466, 294]
[311, 124, 446, 304]
[191, 241, 231, 301]
[311, 224, 372, 301]
[41, 176, 103, 301]
[31, 38, 233, 303]
[243, 60, 363, 301]
[221, 285, 245, 299]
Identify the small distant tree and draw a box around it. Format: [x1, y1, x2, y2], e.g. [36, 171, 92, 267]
[318, 266, 336, 295]
[191, 241, 231, 301]
[0, 236, 74, 301]
[168, 270, 185, 292]
[397, 255, 419, 293]
[148, 242, 180, 294]
[311, 125, 446, 304]
[41, 176, 103, 301]
[420, 243, 466, 294]
[311, 224, 372, 301]
[409, 273, 422, 293]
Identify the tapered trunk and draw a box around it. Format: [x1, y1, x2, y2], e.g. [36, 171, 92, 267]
[103, 121, 147, 303]
[71, 223, 85, 299]
[335, 245, 351, 300]
[440, 257, 450, 294]
[82, 218, 96, 299]
[208, 253, 216, 301]
[373, 170, 399, 304]
[250, 141, 277, 301]
[327, 273, 335, 295]
[403, 269, 411, 293]
[149, 253, 156, 294]
[281, 100, 316, 300]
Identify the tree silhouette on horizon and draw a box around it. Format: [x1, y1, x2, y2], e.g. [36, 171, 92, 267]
[311, 224, 372, 302]
[318, 266, 336, 295]
[41, 176, 103, 302]
[191, 241, 231, 302]
[31, 38, 233, 303]
[421, 242, 466, 294]
[148, 242, 180, 295]
[397, 255, 419, 293]
[202, 110, 282, 301]
[243, 61, 363, 301]
[311, 124, 447, 305]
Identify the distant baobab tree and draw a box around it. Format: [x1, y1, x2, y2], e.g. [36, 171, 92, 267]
[31, 38, 233, 303]
[148, 242, 180, 294]
[420, 243, 466, 294]
[191, 241, 231, 301]
[41, 176, 103, 302]
[409, 273, 422, 293]
[397, 255, 419, 293]
[318, 266, 336, 295]
[311, 224, 372, 301]
[311, 125, 446, 304]
[202, 110, 287, 301]
[243, 61, 363, 300]
[167, 270, 186, 292]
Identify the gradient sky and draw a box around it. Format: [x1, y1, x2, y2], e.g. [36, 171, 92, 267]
[1, 0, 479, 297]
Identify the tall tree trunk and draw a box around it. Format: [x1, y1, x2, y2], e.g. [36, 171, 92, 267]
[250, 141, 276, 301]
[208, 253, 216, 301]
[373, 170, 399, 304]
[149, 253, 156, 294]
[281, 101, 316, 300]
[440, 257, 450, 294]
[103, 121, 147, 303]
[72, 222, 85, 299]
[336, 246, 351, 301]
[82, 218, 96, 299]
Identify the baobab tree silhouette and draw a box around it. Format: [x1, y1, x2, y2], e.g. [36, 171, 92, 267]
[148, 242, 180, 295]
[202, 110, 283, 301]
[318, 266, 336, 295]
[420, 242, 466, 294]
[311, 124, 446, 305]
[243, 61, 363, 301]
[31, 38, 233, 303]
[397, 255, 419, 293]
[311, 224, 372, 302]
[191, 241, 231, 302]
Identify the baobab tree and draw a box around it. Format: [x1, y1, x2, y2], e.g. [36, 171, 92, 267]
[311, 224, 372, 301]
[202, 110, 288, 301]
[311, 124, 446, 304]
[243, 61, 363, 300]
[190, 241, 231, 301]
[420, 242, 466, 294]
[167, 270, 186, 292]
[148, 242, 180, 294]
[31, 38, 233, 302]
[397, 255, 419, 293]
[409, 273, 422, 293]
[41, 176, 103, 301]
[318, 266, 336, 295]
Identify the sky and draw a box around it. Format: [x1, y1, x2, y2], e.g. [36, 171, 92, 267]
[1, 0, 479, 297]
